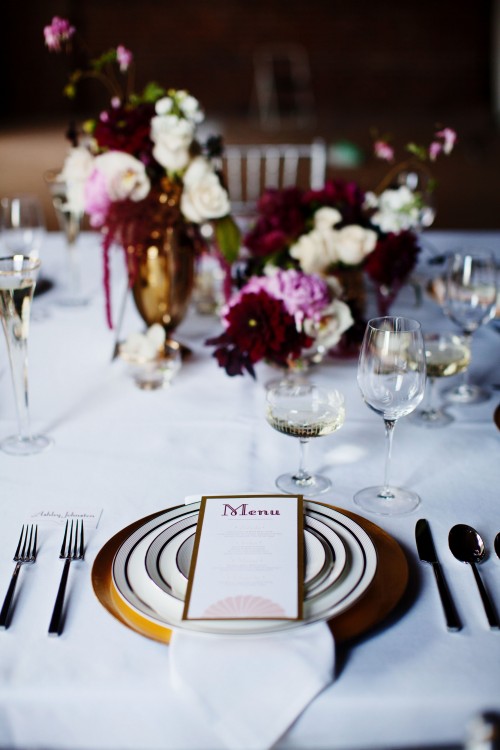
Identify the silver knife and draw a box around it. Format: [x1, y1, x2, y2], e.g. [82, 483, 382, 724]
[415, 518, 462, 632]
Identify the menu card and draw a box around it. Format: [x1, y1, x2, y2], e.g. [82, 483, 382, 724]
[183, 494, 304, 621]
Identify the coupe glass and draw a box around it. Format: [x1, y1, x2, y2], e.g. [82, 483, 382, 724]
[411, 332, 470, 428]
[0, 255, 52, 454]
[44, 170, 89, 307]
[0, 195, 45, 258]
[265, 383, 345, 496]
[354, 316, 426, 516]
[442, 251, 497, 404]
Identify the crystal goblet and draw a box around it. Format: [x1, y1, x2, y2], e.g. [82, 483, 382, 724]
[354, 316, 426, 516]
[442, 251, 497, 404]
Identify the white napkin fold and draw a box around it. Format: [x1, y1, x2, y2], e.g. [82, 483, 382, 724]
[169, 622, 335, 750]
[169, 494, 336, 749]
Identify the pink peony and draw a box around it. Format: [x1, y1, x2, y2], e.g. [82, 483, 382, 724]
[228, 269, 331, 328]
[434, 127, 457, 154]
[84, 169, 111, 228]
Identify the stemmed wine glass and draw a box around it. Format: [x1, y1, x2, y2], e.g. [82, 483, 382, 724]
[0, 255, 52, 455]
[354, 317, 426, 516]
[442, 251, 497, 404]
[265, 382, 345, 496]
[44, 170, 89, 307]
[411, 332, 470, 428]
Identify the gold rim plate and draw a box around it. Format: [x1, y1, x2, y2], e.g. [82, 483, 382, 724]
[91, 503, 409, 645]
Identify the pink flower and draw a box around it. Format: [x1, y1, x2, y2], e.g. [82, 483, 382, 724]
[228, 270, 331, 328]
[43, 16, 75, 52]
[374, 140, 395, 162]
[116, 45, 133, 72]
[434, 127, 457, 155]
[84, 169, 111, 228]
[428, 141, 443, 161]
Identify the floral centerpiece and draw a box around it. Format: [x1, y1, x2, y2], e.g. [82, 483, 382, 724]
[207, 127, 456, 377]
[44, 17, 239, 327]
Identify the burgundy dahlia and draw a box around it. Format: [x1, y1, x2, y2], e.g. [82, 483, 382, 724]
[206, 290, 312, 377]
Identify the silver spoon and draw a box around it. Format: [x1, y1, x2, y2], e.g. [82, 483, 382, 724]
[494, 404, 500, 431]
[449, 524, 500, 630]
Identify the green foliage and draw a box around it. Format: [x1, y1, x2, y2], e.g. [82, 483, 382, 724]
[214, 216, 241, 264]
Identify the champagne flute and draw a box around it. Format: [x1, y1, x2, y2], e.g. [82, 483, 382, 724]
[354, 316, 426, 516]
[44, 170, 89, 307]
[0, 255, 53, 455]
[0, 195, 45, 258]
[442, 251, 497, 404]
[411, 332, 470, 428]
[265, 383, 345, 496]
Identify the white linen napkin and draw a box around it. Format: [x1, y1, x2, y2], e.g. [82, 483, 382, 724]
[167, 494, 336, 750]
[169, 623, 335, 750]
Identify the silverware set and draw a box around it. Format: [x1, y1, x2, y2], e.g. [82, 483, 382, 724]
[0, 520, 85, 635]
[416, 518, 500, 631]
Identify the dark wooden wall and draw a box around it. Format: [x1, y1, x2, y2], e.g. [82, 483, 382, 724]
[1, 0, 493, 122]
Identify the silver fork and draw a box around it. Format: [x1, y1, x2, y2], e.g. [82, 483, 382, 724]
[48, 519, 85, 636]
[0, 524, 38, 629]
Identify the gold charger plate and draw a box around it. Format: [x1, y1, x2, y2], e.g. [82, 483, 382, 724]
[91, 503, 408, 644]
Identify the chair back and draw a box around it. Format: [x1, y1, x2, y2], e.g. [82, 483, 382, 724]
[222, 139, 327, 217]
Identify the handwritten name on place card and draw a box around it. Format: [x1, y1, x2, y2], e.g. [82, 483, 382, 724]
[28, 509, 103, 528]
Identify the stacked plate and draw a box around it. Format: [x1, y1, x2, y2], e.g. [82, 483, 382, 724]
[111, 500, 378, 636]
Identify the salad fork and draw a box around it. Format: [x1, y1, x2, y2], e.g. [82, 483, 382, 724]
[0, 524, 38, 629]
[48, 519, 85, 636]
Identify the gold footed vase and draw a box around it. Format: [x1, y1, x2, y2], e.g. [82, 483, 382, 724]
[132, 225, 196, 333]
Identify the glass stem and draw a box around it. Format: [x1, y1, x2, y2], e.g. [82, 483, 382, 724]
[294, 438, 311, 481]
[459, 331, 473, 389]
[2, 315, 32, 443]
[379, 419, 396, 499]
[426, 377, 438, 414]
[67, 240, 82, 297]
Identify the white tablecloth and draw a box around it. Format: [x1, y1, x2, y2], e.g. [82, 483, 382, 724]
[0, 230, 499, 750]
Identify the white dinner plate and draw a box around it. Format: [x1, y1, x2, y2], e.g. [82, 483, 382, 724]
[149, 521, 347, 601]
[112, 501, 377, 635]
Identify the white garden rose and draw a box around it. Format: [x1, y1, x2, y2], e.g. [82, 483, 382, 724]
[177, 92, 204, 124]
[303, 299, 354, 351]
[150, 115, 195, 172]
[58, 146, 94, 212]
[289, 228, 339, 275]
[313, 206, 342, 230]
[334, 225, 377, 265]
[92, 151, 150, 202]
[180, 156, 230, 223]
[154, 97, 174, 116]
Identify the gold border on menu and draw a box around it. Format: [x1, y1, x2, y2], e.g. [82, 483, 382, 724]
[182, 494, 304, 621]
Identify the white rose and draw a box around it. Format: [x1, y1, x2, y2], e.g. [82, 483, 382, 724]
[179, 94, 204, 124]
[303, 299, 354, 351]
[150, 115, 194, 172]
[289, 228, 339, 274]
[154, 97, 174, 116]
[334, 225, 377, 265]
[313, 206, 342, 230]
[93, 151, 150, 202]
[180, 156, 230, 223]
[58, 147, 94, 212]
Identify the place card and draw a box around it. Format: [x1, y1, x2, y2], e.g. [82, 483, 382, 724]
[183, 494, 303, 621]
[27, 507, 103, 529]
